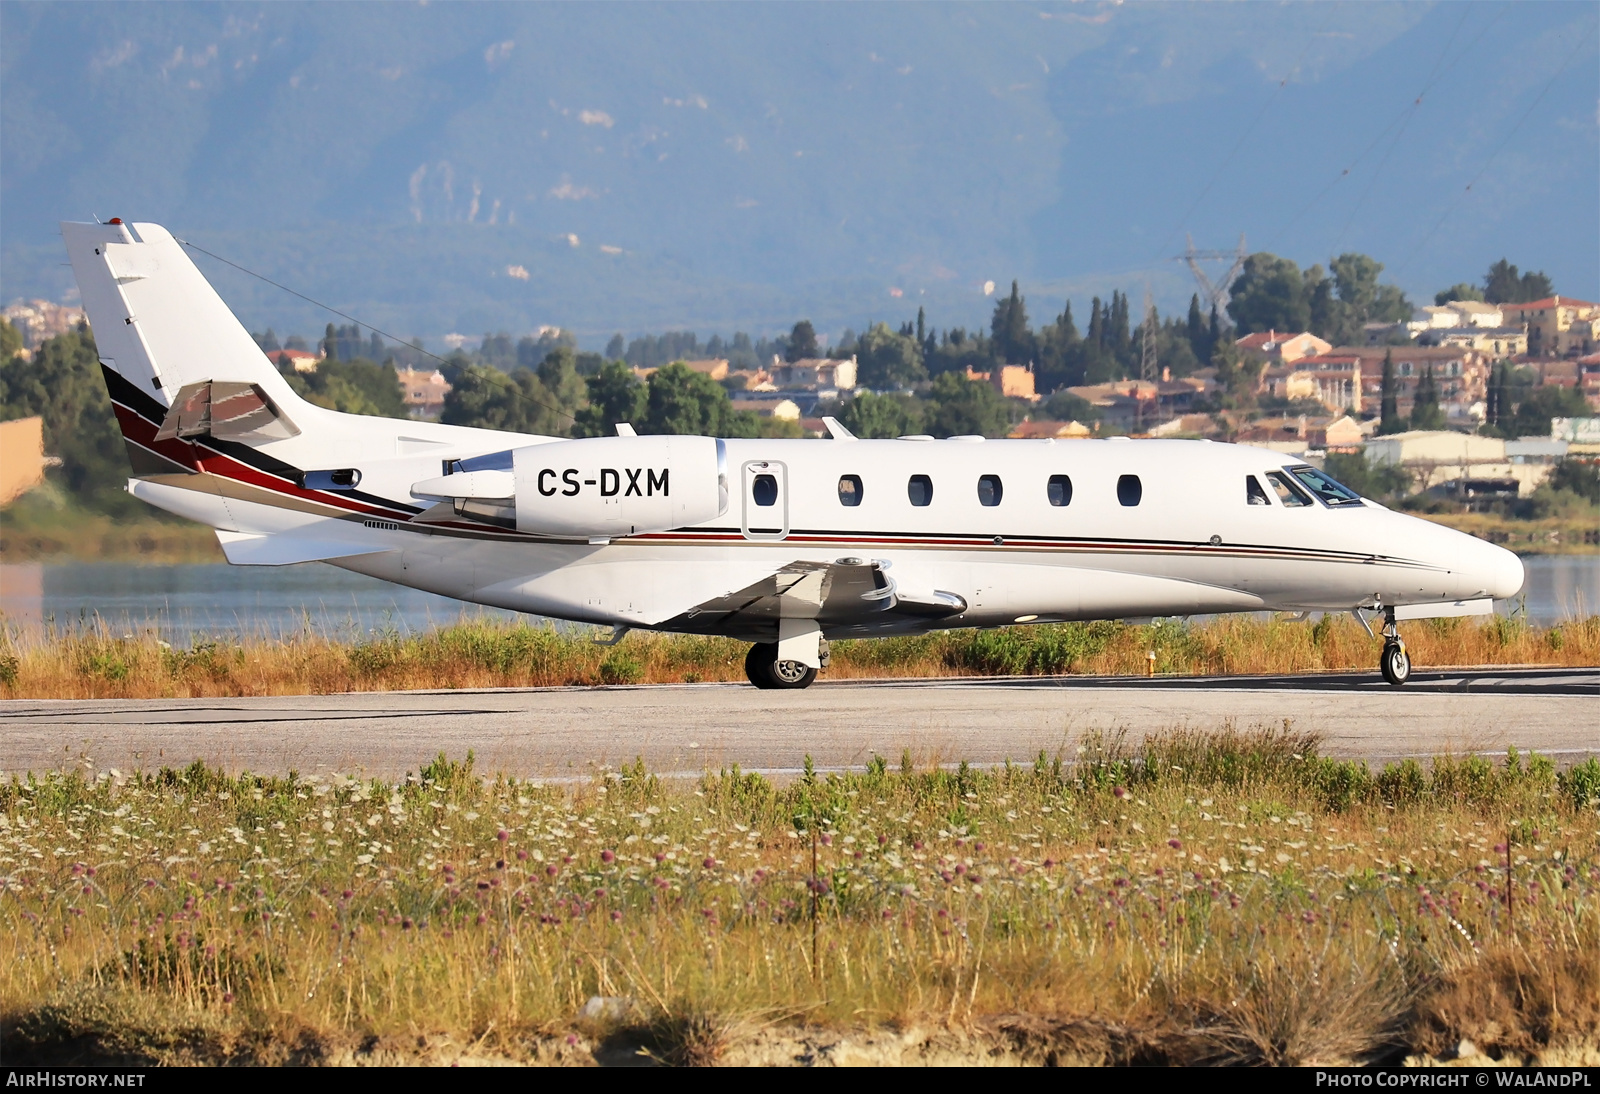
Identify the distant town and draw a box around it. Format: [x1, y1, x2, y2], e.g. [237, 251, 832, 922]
[2, 250, 1597, 538]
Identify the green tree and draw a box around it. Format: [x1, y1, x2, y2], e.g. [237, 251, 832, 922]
[1211, 333, 1260, 411]
[855, 323, 926, 389]
[923, 372, 1012, 438]
[1378, 349, 1406, 435]
[787, 320, 819, 362]
[604, 333, 626, 359]
[535, 348, 588, 413]
[1435, 283, 1484, 305]
[1043, 389, 1100, 423]
[838, 390, 924, 438]
[1483, 259, 1554, 304]
[0, 319, 21, 360]
[1184, 294, 1207, 360]
[322, 322, 339, 362]
[1546, 459, 1600, 506]
[572, 360, 647, 437]
[0, 327, 136, 513]
[1226, 253, 1310, 335]
[1505, 384, 1589, 439]
[641, 362, 759, 436]
[990, 280, 1032, 364]
[440, 365, 568, 436]
[1410, 366, 1445, 431]
[283, 357, 408, 419]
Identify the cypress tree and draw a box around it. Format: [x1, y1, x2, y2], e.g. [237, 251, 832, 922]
[1086, 297, 1104, 349]
[1378, 349, 1405, 435]
[1186, 294, 1204, 351]
[1411, 365, 1443, 430]
[1058, 300, 1079, 346]
[1208, 304, 1222, 346]
[323, 322, 338, 362]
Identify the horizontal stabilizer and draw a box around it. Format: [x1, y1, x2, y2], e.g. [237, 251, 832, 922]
[215, 530, 394, 567]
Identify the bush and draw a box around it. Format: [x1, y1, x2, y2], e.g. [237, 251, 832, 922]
[599, 650, 644, 685]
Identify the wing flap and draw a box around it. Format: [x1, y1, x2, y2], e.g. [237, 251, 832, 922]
[662, 558, 965, 638]
[215, 529, 394, 566]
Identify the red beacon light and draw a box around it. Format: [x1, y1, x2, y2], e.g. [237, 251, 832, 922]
[109, 217, 122, 224]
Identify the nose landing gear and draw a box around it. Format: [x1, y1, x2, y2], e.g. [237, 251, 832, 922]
[1378, 607, 1411, 686]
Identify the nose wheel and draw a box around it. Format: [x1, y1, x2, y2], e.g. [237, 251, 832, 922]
[1377, 607, 1411, 686]
[1380, 639, 1411, 685]
[744, 642, 818, 690]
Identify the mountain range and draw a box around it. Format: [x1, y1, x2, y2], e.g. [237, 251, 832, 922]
[3, 1, 1595, 350]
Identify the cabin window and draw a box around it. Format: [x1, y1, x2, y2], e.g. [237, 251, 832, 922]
[977, 474, 1003, 507]
[837, 474, 864, 506]
[1290, 466, 1364, 507]
[1246, 476, 1270, 506]
[1116, 474, 1142, 507]
[752, 474, 779, 507]
[1047, 474, 1072, 507]
[303, 468, 361, 490]
[1264, 470, 1313, 507]
[907, 474, 933, 507]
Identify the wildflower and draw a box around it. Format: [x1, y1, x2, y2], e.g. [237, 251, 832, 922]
[545, 864, 558, 877]
[516, 849, 528, 861]
[973, 841, 985, 853]
[497, 829, 509, 842]
[1114, 787, 1128, 799]
[703, 857, 716, 869]
[610, 910, 623, 922]
[820, 833, 832, 846]
[600, 849, 615, 864]
[1168, 839, 1182, 850]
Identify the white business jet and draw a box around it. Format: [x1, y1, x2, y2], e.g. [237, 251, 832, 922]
[61, 219, 1524, 689]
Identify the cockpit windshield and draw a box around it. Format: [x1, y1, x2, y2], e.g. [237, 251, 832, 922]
[1288, 465, 1365, 507]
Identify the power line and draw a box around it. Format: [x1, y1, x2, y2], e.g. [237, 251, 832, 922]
[1150, 5, 1337, 266]
[178, 237, 577, 423]
[1268, 3, 1510, 255]
[1393, 16, 1598, 281]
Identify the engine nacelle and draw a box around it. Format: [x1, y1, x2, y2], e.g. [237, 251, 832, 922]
[509, 435, 726, 538]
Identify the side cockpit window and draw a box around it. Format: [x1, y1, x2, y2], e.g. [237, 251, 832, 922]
[1264, 470, 1314, 507]
[1246, 476, 1270, 506]
[1290, 466, 1364, 507]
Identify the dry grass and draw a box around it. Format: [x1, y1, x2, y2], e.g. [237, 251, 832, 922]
[2, 731, 1597, 1065]
[2, 612, 1595, 700]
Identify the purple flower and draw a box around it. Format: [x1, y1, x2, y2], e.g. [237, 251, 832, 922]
[1168, 839, 1182, 850]
[600, 849, 615, 864]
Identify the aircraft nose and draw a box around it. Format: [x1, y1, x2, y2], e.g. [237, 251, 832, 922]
[1471, 539, 1525, 601]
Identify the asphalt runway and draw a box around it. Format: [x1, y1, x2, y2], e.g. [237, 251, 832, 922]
[3, 667, 1596, 780]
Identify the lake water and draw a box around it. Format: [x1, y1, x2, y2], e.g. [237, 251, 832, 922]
[0, 555, 1594, 646]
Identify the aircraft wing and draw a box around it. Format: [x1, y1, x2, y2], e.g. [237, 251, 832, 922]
[656, 558, 966, 640]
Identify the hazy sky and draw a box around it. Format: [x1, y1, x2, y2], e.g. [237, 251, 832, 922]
[3, 1, 1595, 344]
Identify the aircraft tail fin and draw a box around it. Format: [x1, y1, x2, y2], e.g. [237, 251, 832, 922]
[60, 219, 308, 426]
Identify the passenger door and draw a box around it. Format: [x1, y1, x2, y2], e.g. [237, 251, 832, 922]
[741, 460, 789, 541]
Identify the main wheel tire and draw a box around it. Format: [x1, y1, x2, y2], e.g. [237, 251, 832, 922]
[1380, 640, 1411, 686]
[743, 642, 818, 690]
[744, 642, 777, 689]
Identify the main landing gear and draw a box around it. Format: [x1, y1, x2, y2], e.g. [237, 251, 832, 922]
[1378, 607, 1411, 686]
[744, 641, 820, 690]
